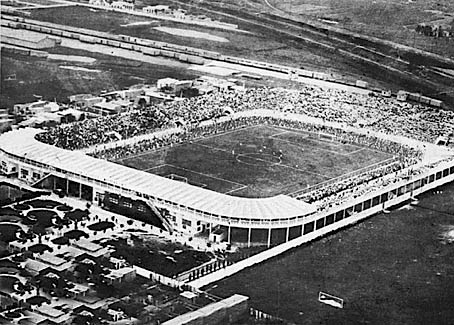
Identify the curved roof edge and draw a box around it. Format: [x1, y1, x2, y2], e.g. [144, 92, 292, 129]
[0, 128, 316, 220]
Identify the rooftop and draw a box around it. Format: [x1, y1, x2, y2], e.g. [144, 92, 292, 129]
[0, 128, 316, 221]
[73, 239, 103, 253]
[37, 252, 67, 266]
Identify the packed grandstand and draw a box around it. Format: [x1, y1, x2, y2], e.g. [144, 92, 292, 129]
[36, 86, 454, 151]
[34, 86, 454, 214]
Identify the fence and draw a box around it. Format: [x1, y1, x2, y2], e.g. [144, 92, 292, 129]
[249, 308, 290, 324]
[176, 258, 233, 282]
[290, 156, 398, 198]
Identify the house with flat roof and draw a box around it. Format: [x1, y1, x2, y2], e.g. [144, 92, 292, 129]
[73, 239, 113, 259]
[111, 1, 134, 10]
[67, 282, 89, 299]
[143, 4, 171, 15]
[91, 100, 133, 116]
[103, 266, 136, 285]
[34, 304, 72, 324]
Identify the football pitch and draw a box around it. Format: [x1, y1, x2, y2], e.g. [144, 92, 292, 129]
[117, 125, 392, 198]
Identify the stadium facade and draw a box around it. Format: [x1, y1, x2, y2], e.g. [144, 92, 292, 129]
[1, 126, 454, 247]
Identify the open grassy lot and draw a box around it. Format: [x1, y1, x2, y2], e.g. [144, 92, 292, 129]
[265, 0, 454, 58]
[118, 125, 391, 198]
[0, 46, 198, 108]
[27, 5, 386, 86]
[210, 181, 454, 324]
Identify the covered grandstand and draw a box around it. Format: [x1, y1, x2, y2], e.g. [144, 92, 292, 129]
[1, 122, 454, 248]
[0, 128, 318, 246]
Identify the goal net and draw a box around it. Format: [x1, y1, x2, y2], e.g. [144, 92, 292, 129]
[166, 174, 188, 183]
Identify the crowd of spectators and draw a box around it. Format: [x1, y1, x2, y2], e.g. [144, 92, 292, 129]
[36, 101, 225, 150]
[36, 86, 454, 151]
[90, 116, 422, 163]
[35, 86, 454, 209]
[313, 155, 453, 212]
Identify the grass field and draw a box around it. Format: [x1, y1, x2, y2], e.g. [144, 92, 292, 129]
[211, 181, 454, 324]
[118, 125, 391, 198]
[0, 46, 198, 108]
[266, 0, 454, 58]
[27, 5, 389, 88]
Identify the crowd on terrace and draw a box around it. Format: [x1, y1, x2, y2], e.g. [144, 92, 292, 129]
[90, 116, 422, 164]
[36, 87, 454, 151]
[34, 86, 454, 210]
[36, 101, 225, 150]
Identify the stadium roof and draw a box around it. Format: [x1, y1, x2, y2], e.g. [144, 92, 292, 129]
[0, 129, 316, 220]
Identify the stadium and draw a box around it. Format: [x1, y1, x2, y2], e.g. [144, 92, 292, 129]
[1, 86, 454, 247]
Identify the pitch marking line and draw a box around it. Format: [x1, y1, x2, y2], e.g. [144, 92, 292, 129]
[116, 125, 259, 162]
[149, 163, 247, 188]
[270, 130, 291, 137]
[193, 124, 259, 143]
[270, 136, 360, 157]
[196, 142, 331, 179]
[348, 148, 366, 155]
[224, 185, 248, 195]
[143, 164, 167, 172]
[270, 128, 361, 150]
[272, 128, 394, 157]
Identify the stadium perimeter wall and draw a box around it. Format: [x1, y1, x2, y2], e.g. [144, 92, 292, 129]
[0, 112, 453, 246]
[187, 159, 454, 288]
[1, 140, 454, 248]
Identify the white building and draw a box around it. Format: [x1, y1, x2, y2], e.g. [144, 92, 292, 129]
[142, 5, 171, 15]
[111, 1, 134, 10]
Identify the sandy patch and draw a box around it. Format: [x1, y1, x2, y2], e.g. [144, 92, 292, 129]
[154, 26, 229, 43]
[121, 21, 154, 27]
[59, 66, 101, 73]
[48, 54, 96, 63]
[398, 205, 414, 211]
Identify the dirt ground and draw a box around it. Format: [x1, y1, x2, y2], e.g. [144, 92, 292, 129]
[210, 182, 454, 324]
[0, 47, 199, 108]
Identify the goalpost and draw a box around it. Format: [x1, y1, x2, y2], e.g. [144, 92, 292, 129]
[167, 174, 188, 183]
[318, 132, 336, 142]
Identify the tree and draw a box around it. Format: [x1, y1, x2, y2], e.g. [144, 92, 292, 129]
[32, 225, 47, 244]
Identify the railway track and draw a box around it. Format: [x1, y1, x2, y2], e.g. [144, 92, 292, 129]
[0, 14, 336, 80]
[1, 12, 448, 108]
[170, 0, 453, 104]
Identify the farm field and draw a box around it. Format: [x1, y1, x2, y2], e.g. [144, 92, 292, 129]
[118, 125, 391, 198]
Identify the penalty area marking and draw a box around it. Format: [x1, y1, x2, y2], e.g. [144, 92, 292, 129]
[224, 185, 248, 194]
[143, 164, 167, 172]
[159, 163, 247, 187]
[145, 163, 247, 192]
[269, 130, 291, 137]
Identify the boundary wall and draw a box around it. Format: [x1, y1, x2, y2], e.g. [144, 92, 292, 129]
[188, 158, 454, 288]
[0, 111, 453, 245]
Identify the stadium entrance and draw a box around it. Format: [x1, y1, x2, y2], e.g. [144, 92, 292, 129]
[35, 174, 93, 201]
[101, 192, 165, 230]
